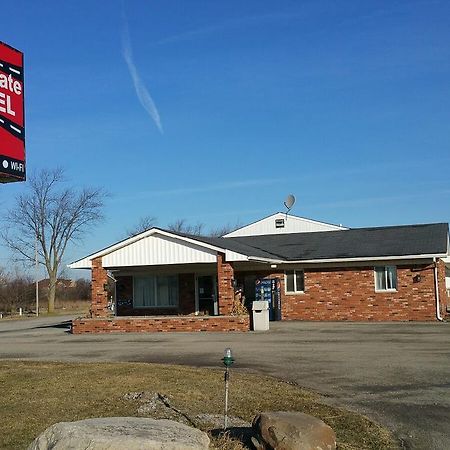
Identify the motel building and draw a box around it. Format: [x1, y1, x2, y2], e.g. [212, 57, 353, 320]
[68, 213, 450, 333]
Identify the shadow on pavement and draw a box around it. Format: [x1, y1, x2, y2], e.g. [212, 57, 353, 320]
[33, 320, 72, 331]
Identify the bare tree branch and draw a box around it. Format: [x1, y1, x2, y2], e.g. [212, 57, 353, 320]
[167, 219, 241, 237]
[127, 217, 240, 239]
[1, 168, 107, 312]
[126, 216, 158, 237]
[208, 221, 242, 237]
[167, 219, 204, 236]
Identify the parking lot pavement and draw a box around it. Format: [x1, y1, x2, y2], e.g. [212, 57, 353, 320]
[1, 316, 450, 449]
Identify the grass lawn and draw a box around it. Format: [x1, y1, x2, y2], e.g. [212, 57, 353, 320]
[0, 361, 399, 449]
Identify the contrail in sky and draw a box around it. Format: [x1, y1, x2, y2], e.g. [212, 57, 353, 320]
[122, 22, 163, 134]
[115, 178, 284, 201]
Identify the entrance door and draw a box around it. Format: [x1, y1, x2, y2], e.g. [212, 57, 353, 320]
[197, 275, 218, 315]
[244, 275, 257, 306]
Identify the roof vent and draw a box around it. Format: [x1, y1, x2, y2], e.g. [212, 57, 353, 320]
[275, 218, 285, 229]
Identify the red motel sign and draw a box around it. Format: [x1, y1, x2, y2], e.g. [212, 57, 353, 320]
[0, 41, 25, 183]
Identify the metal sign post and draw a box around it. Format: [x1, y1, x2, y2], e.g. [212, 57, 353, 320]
[222, 348, 234, 430]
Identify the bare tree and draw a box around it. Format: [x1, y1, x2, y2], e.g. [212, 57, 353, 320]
[208, 221, 242, 237]
[74, 278, 91, 300]
[1, 168, 106, 313]
[126, 215, 157, 237]
[127, 217, 241, 238]
[167, 219, 204, 236]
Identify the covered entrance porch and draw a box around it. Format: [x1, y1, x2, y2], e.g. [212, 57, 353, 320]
[68, 227, 261, 333]
[111, 264, 221, 318]
[71, 252, 250, 333]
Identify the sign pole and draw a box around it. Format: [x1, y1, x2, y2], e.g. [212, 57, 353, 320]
[35, 238, 39, 316]
[222, 348, 234, 430]
[224, 366, 229, 429]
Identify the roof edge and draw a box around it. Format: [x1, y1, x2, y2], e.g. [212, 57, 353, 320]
[68, 227, 231, 268]
[249, 252, 448, 264]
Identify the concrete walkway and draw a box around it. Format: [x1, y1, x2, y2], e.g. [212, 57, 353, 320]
[1, 316, 449, 449]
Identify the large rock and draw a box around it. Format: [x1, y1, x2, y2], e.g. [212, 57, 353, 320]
[28, 417, 210, 450]
[252, 411, 336, 450]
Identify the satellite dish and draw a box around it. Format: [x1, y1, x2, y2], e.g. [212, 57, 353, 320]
[284, 194, 296, 211]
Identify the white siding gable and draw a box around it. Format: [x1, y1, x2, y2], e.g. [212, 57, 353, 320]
[69, 256, 93, 269]
[102, 233, 217, 267]
[68, 228, 252, 270]
[224, 213, 347, 237]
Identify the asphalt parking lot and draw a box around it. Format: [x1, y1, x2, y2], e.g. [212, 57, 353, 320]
[1, 316, 449, 449]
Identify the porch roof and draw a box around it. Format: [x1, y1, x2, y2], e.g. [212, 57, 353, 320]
[68, 227, 268, 269]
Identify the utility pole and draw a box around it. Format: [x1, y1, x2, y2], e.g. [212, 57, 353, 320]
[35, 238, 39, 316]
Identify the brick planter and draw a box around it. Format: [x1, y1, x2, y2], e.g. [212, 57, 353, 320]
[72, 315, 250, 334]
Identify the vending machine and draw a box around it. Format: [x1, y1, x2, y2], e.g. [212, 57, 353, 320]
[255, 278, 282, 321]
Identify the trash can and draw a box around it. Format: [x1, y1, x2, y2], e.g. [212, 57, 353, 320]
[252, 300, 269, 331]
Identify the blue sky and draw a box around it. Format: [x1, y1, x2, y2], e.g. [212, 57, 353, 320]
[1, 0, 450, 272]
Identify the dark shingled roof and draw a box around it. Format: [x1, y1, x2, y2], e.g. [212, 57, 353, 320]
[162, 230, 281, 260]
[169, 223, 449, 261]
[227, 223, 449, 261]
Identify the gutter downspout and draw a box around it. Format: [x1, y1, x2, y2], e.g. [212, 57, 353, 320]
[433, 257, 444, 322]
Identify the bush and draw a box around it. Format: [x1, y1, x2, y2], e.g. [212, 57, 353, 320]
[0, 266, 91, 313]
[0, 268, 35, 313]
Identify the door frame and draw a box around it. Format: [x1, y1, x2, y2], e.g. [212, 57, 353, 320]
[195, 274, 218, 316]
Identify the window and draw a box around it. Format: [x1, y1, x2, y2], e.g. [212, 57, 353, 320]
[133, 275, 178, 307]
[275, 218, 285, 228]
[285, 270, 305, 293]
[374, 266, 397, 291]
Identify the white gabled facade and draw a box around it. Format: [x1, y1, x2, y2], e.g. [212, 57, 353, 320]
[102, 233, 218, 267]
[68, 228, 250, 269]
[224, 212, 347, 237]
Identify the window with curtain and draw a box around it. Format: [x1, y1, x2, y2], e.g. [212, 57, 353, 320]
[133, 275, 178, 307]
[285, 270, 305, 293]
[374, 266, 397, 291]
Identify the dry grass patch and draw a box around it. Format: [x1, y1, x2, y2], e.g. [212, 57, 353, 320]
[0, 361, 398, 449]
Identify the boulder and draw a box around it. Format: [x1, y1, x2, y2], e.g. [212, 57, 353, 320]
[252, 411, 336, 450]
[28, 417, 210, 450]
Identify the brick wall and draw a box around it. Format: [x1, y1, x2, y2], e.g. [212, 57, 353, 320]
[72, 315, 250, 334]
[93, 259, 445, 322]
[217, 253, 234, 315]
[90, 257, 109, 317]
[437, 259, 448, 317]
[236, 262, 444, 321]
